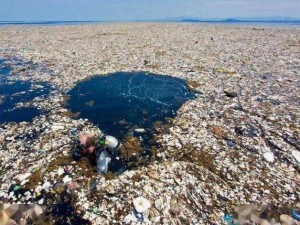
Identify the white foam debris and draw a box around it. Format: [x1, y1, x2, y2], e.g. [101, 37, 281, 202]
[133, 196, 151, 213]
[63, 175, 72, 183]
[263, 152, 275, 163]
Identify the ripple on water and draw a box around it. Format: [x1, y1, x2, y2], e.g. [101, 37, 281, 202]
[68, 72, 196, 139]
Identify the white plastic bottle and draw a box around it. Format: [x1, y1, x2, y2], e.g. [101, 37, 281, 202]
[97, 150, 111, 174]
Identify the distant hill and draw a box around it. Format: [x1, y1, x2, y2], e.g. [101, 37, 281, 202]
[165, 16, 300, 23]
[181, 18, 241, 23]
[221, 18, 240, 22]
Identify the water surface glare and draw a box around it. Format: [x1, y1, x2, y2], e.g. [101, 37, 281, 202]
[68, 72, 195, 139]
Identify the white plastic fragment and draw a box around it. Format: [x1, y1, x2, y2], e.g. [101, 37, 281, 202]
[123, 213, 137, 223]
[133, 196, 151, 213]
[42, 181, 51, 190]
[18, 173, 31, 181]
[63, 175, 72, 183]
[105, 135, 121, 151]
[21, 179, 29, 186]
[57, 167, 64, 176]
[292, 150, 300, 163]
[83, 202, 89, 209]
[38, 198, 44, 204]
[263, 152, 275, 163]
[51, 123, 65, 131]
[134, 128, 146, 133]
[35, 185, 43, 194]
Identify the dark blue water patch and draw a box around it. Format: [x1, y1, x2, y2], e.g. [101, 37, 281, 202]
[0, 66, 10, 76]
[0, 57, 47, 78]
[0, 59, 12, 78]
[0, 59, 53, 123]
[0, 80, 52, 123]
[0, 108, 40, 123]
[68, 72, 195, 139]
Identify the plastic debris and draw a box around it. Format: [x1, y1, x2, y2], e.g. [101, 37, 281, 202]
[53, 182, 65, 194]
[70, 128, 78, 135]
[13, 184, 21, 191]
[291, 209, 300, 221]
[292, 150, 300, 164]
[42, 181, 51, 190]
[133, 196, 151, 213]
[97, 150, 111, 174]
[134, 128, 146, 133]
[224, 214, 234, 223]
[224, 214, 240, 225]
[18, 172, 31, 181]
[263, 152, 275, 163]
[226, 140, 236, 148]
[88, 207, 100, 215]
[132, 209, 144, 223]
[83, 202, 89, 209]
[57, 167, 64, 176]
[51, 123, 65, 131]
[63, 175, 72, 183]
[104, 135, 121, 151]
[0, 24, 300, 225]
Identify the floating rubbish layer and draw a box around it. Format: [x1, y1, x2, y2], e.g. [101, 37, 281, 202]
[1, 24, 300, 224]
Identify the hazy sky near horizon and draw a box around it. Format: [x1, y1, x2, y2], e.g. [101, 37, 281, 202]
[0, 0, 299, 21]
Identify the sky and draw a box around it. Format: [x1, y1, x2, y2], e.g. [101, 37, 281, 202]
[0, 0, 299, 21]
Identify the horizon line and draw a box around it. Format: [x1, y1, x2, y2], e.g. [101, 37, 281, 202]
[1, 19, 300, 23]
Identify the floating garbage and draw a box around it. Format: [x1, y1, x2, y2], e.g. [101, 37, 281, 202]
[1, 24, 300, 225]
[291, 209, 300, 221]
[88, 206, 100, 215]
[133, 196, 151, 213]
[104, 135, 121, 151]
[134, 128, 147, 133]
[97, 150, 112, 174]
[57, 167, 65, 176]
[51, 123, 65, 131]
[292, 150, 300, 164]
[263, 151, 275, 163]
[13, 184, 21, 191]
[224, 214, 234, 224]
[63, 175, 72, 183]
[132, 209, 144, 223]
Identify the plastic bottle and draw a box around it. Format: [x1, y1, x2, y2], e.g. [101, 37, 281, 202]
[97, 150, 111, 174]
